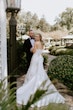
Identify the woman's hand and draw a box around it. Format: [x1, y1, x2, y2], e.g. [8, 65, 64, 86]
[30, 43, 37, 53]
[30, 47, 34, 52]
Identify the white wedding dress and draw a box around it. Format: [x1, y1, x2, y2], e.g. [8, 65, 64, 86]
[16, 49, 65, 107]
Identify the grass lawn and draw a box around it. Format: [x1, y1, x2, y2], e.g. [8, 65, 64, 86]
[29, 103, 69, 110]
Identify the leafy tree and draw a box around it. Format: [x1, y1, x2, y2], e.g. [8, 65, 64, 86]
[31, 13, 39, 29]
[38, 16, 50, 32]
[55, 8, 73, 31]
[17, 12, 50, 33]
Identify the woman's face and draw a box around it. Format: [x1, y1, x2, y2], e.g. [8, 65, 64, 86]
[35, 35, 40, 41]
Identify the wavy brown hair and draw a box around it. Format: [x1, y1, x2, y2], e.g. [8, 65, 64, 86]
[36, 33, 44, 45]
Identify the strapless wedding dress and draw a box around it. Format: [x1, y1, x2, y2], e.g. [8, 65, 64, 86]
[16, 49, 65, 107]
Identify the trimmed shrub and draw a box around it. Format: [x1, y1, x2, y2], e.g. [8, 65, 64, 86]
[49, 46, 65, 55]
[48, 55, 73, 90]
[49, 46, 54, 51]
[50, 47, 57, 55]
[55, 48, 73, 56]
[55, 48, 67, 55]
[49, 45, 73, 56]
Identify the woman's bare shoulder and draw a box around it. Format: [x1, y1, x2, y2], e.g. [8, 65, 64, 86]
[35, 41, 43, 49]
[35, 41, 41, 45]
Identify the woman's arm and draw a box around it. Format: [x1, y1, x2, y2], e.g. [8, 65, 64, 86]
[30, 42, 37, 53]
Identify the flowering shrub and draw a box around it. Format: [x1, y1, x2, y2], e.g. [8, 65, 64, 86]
[48, 55, 73, 90]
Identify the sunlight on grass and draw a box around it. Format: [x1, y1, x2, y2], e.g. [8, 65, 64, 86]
[29, 103, 69, 110]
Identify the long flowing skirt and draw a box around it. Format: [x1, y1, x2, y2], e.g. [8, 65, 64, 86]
[16, 50, 65, 107]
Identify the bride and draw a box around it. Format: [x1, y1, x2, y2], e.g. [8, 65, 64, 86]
[16, 33, 65, 107]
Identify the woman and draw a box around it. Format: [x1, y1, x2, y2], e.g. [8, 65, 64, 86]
[16, 33, 65, 107]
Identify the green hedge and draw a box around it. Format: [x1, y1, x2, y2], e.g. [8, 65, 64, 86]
[49, 46, 63, 55]
[49, 46, 73, 56]
[49, 46, 54, 51]
[15, 41, 27, 76]
[48, 55, 73, 90]
[7, 39, 27, 76]
[50, 47, 57, 55]
[55, 48, 73, 56]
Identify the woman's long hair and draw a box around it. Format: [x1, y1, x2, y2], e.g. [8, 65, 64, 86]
[36, 33, 44, 45]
